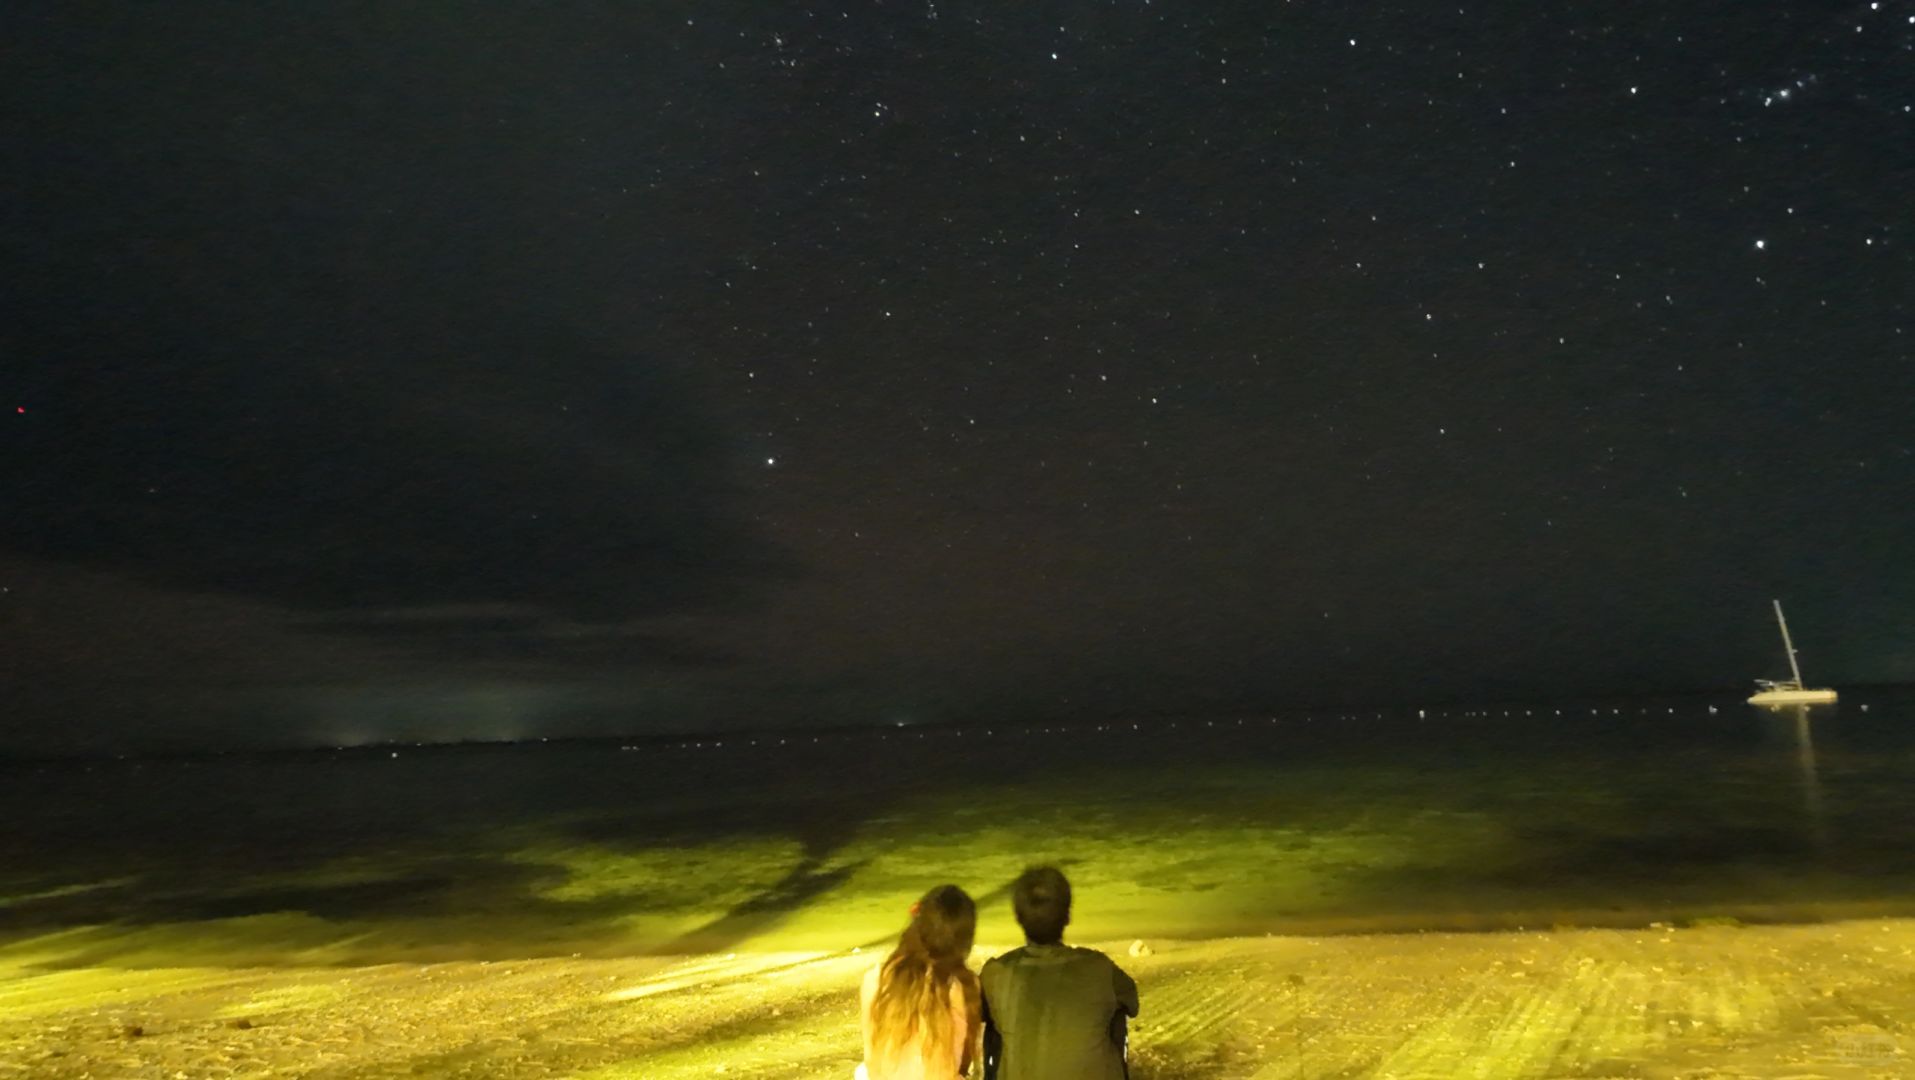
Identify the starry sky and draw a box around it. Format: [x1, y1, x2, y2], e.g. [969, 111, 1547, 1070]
[3, 2, 1912, 752]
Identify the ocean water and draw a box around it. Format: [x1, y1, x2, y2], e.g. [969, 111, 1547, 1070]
[4, 688, 1913, 961]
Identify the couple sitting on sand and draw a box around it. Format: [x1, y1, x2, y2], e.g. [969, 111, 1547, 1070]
[858, 866, 1140, 1080]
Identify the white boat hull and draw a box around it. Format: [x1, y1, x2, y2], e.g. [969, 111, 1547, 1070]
[1747, 687, 1838, 706]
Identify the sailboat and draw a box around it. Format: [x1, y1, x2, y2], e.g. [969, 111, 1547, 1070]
[1747, 599, 1838, 706]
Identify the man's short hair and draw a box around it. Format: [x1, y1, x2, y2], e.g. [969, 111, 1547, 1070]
[1012, 865, 1072, 944]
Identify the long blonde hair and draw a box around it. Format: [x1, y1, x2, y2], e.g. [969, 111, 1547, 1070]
[869, 884, 978, 1069]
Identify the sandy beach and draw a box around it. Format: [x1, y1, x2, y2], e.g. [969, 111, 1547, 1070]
[5, 917, 1912, 1079]
[7, 702, 1913, 1077]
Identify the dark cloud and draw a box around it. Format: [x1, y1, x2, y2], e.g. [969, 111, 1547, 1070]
[2, 7, 787, 632]
[4, 301, 785, 625]
[306, 608, 744, 668]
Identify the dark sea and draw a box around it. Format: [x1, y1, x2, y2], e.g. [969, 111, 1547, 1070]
[4, 688, 1914, 962]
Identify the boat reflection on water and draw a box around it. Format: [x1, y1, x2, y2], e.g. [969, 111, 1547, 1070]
[1785, 704, 1827, 848]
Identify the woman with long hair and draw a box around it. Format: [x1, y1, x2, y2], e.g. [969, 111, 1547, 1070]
[859, 884, 982, 1079]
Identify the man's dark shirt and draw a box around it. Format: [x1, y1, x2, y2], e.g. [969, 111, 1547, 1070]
[980, 943, 1139, 1080]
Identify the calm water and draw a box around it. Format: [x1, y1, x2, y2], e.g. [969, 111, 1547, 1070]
[4, 688, 1914, 957]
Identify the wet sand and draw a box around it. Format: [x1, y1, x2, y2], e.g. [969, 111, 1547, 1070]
[4, 918, 1912, 1078]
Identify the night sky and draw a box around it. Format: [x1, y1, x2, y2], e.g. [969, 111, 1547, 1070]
[4, 2, 1912, 753]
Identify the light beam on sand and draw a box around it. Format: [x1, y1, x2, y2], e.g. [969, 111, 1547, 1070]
[602, 951, 847, 1002]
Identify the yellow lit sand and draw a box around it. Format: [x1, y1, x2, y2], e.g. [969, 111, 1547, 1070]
[8, 724, 1914, 1075]
[4, 919, 1913, 1077]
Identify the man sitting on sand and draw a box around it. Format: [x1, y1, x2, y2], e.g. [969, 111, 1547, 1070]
[980, 866, 1139, 1080]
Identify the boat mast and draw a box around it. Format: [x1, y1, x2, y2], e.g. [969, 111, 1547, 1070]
[1773, 599, 1806, 687]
